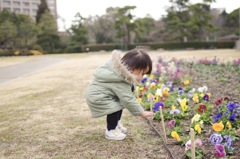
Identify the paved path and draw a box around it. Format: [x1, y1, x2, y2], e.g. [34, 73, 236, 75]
[0, 57, 65, 84]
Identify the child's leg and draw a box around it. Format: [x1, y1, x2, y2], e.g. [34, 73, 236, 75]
[106, 110, 122, 131]
[116, 110, 127, 133]
[118, 109, 123, 121]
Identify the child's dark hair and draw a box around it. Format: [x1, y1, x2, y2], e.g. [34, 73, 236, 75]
[121, 49, 152, 74]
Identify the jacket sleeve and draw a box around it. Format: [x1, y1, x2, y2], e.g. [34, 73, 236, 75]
[111, 82, 144, 116]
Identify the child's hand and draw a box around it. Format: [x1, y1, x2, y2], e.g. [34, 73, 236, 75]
[140, 111, 154, 118]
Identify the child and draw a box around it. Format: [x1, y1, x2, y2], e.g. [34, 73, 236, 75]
[86, 49, 154, 140]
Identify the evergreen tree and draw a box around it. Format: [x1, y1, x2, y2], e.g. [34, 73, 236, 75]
[36, 0, 50, 24]
[37, 11, 60, 52]
[224, 8, 240, 35]
[115, 6, 136, 50]
[68, 13, 88, 45]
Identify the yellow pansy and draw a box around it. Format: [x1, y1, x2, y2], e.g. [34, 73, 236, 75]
[194, 124, 201, 134]
[171, 105, 176, 110]
[164, 87, 170, 92]
[171, 131, 181, 141]
[137, 98, 142, 102]
[150, 74, 154, 79]
[150, 82, 156, 89]
[163, 89, 169, 97]
[191, 114, 201, 124]
[212, 121, 224, 132]
[157, 83, 163, 88]
[226, 121, 232, 129]
[184, 80, 190, 85]
[180, 98, 188, 111]
[154, 95, 159, 102]
[193, 94, 199, 103]
[200, 93, 204, 98]
[139, 87, 144, 91]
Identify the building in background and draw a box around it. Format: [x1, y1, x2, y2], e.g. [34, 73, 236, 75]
[0, 0, 57, 20]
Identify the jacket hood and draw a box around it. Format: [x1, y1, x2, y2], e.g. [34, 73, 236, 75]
[93, 50, 137, 86]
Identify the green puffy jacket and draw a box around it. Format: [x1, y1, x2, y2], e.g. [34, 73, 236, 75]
[86, 50, 144, 118]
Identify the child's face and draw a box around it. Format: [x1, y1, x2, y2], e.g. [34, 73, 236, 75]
[132, 67, 149, 83]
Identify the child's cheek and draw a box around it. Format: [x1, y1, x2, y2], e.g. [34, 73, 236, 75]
[135, 75, 142, 83]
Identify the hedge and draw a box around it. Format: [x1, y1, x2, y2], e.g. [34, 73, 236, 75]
[81, 41, 235, 52]
[0, 41, 235, 56]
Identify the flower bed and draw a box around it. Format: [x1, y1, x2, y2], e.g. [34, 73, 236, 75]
[137, 56, 240, 158]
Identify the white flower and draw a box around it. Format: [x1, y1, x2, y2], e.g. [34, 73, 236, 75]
[192, 88, 196, 93]
[202, 86, 208, 92]
[198, 87, 204, 93]
[191, 114, 201, 123]
[145, 82, 150, 87]
[143, 74, 148, 78]
[177, 98, 182, 103]
[198, 86, 208, 93]
[155, 88, 163, 96]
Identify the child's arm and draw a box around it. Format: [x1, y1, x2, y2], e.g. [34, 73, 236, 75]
[140, 111, 154, 118]
[112, 83, 153, 117]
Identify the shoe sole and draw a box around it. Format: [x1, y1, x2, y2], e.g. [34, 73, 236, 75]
[120, 130, 127, 134]
[105, 134, 126, 141]
[117, 126, 127, 134]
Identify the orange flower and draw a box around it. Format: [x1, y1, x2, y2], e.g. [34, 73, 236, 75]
[150, 82, 156, 89]
[212, 121, 224, 132]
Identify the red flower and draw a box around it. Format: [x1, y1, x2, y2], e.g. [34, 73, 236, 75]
[215, 98, 223, 106]
[198, 104, 207, 114]
[215, 97, 230, 106]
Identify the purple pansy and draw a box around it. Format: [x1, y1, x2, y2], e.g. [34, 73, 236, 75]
[166, 81, 172, 87]
[187, 91, 194, 98]
[150, 79, 158, 83]
[141, 77, 148, 83]
[170, 109, 180, 115]
[210, 133, 223, 145]
[223, 111, 228, 116]
[224, 135, 233, 150]
[168, 119, 176, 129]
[224, 135, 231, 141]
[213, 113, 222, 122]
[153, 102, 164, 112]
[170, 86, 174, 92]
[214, 144, 226, 158]
[226, 102, 238, 112]
[202, 94, 209, 101]
[178, 90, 184, 95]
[228, 113, 236, 122]
[224, 140, 233, 151]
